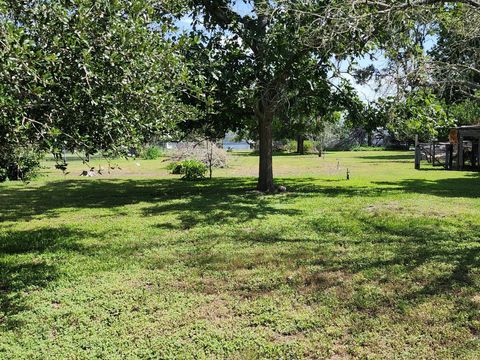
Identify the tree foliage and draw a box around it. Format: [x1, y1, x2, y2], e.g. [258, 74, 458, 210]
[0, 0, 197, 173]
[299, 1, 480, 142]
[382, 91, 455, 142]
[180, 0, 393, 191]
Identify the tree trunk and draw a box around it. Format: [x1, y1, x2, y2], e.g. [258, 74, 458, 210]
[296, 135, 305, 155]
[257, 107, 275, 192]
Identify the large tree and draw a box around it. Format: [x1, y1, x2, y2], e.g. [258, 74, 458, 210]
[182, 0, 480, 191]
[0, 0, 197, 179]
[182, 1, 392, 191]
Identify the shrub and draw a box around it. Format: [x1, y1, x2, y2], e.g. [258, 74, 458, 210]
[0, 147, 43, 182]
[143, 146, 163, 160]
[304, 141, 313, 153]
[166, 161, 184, 174]
[167, 159, 207, 180]
[181, 160, 207, 180]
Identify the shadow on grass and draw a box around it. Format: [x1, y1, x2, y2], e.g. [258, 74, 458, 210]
[0, 227, 90, 329]
[322, 215, 480, 315]
[0, 178, 257, 222]
[282, 174, 480, 198]
[1, 174, 480, 224]
[147, 192, 301, 230]
[173, 211, 480, 321]
[373, 173, 480, 198]
[1, 175, 480, 334]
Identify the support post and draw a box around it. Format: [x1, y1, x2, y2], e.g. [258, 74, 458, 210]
[445, 144, 449, 170]
[448, 144, 454, 170]
[415, 135, 420, 170]
[471, 143, 476, 168]
[458, 136, 464, 171]
[478, 141, 480, 171]
[432, 142, 436, 166]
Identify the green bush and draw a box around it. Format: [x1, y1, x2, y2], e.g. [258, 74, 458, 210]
[167, 161, 184, 174]
[143, 146, 163, 160]
[304, 141, 313, 153]
[181, 160, 207, 181]
[167, 160, 207, 180]
[0, 148, 43, 182]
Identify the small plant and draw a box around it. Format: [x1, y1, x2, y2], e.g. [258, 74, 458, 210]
[181, 160, 207, 181]
[167, 160, 207, 180]
[166, 161, 184, 175]
[143, 146, 163, 160]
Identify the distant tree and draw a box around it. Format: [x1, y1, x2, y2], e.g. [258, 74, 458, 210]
[273, 78, 358, 154]
[428, 3, 480, 125]
[380, 91, 455, 142]
[426, 3, 479, 102]
[309, 1, 480, 143]
[343, 100, 389, 146]
[375, 1, 479, 102]
[448, 99, 480, 125]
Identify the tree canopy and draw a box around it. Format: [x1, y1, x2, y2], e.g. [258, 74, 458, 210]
[180, 0, 400, 191]
[0, 0, 197, 168]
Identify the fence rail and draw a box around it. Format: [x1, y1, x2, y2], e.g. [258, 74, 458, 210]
[415, 141, 480, 171]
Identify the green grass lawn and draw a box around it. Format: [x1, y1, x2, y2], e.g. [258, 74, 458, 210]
[1, 151, 480, 359]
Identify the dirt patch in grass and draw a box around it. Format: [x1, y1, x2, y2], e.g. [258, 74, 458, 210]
[195, 298, 234, 323]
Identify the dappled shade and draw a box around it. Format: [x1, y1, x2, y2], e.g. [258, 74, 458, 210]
[1, 167, 480, 357]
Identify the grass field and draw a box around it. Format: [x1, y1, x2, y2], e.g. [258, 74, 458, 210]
[1, 151, 480, 359]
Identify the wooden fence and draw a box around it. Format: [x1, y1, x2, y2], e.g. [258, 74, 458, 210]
[415, 140, 480, 171]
